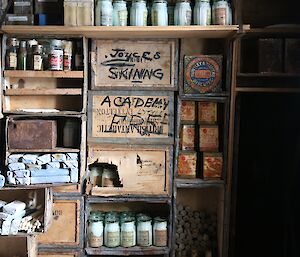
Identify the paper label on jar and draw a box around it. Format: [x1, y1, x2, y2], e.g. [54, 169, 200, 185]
[138, 230, 149, 246]
[9, 53, 17, 68]
[89, 235, 103, 247]
[64, 54, 72, 70]
[107, 231, 119, 247]
[121, 231, 134, 247]
[154, 229, 167, 246]
[101, 12, 113, 26]
[33, 55, 43, 71]
[215, 7, 226, 25]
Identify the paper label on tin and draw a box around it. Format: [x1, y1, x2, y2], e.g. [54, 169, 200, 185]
[121, 231, 134, 247]
[204, 155, 222, 179]
[154, 229, 167, 246]
[8, 16, 28, 21]
[198, 102, 217, 124]
[200, 127, 219, 151]
[181, 101, 196, 122]
[138, 230, 150, 246]
[178, 152, 197, 177]
[181, 126, 195, 150]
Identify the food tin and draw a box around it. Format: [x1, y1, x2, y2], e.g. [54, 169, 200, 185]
[199, 125, 219, 151]
[181, 125, 196, 150]
[198, 102, 217, 124]
[181, 101, 196, 122]
[203, 152, 223, 179]
[178, 151, 197, 178]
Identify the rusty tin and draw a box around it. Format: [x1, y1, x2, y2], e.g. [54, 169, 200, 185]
[181, 125, 196, 150]
[178, 151, 197, 178]
[184, 55, 222, 94]
[199, 125, 219, 151]
[181, 101, 196, 122]
[203, 152, 223, 180]
[198, 102, 217, 124]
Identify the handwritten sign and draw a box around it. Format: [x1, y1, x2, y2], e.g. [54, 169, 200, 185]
[89, 92, 173, 141]
[92, 40, 177, 89]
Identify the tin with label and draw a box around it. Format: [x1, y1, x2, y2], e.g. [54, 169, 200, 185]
[178, 151, 197, 178]
[199, 125, 219, 151]
[181, 125, 196, 150]
[198, 102, 218, 124]
[181, 101, 196, 123]
[203, 152, 223, 179]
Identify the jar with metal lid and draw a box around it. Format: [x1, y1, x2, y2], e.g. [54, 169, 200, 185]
[18, 40, 27, 70]
[89, 163, 103, 186]
[212, 0, 230, 25]
[113, 0, 127, 26]
[96, 0, 113, 26]
[6, 38, 19, 70]
[153, 217, 167, 247]
[120, 215, 136, 247]
[151, 0, 168, 26]
[32, 44, 43, 71]
[104, 212, 120, 247]
[137, 214, 152, 246]
[174, 0, 192, 26]
[88, 211, 104, 247]
[194, 0, 211, 25]
[130, 0, 147, 26]
[50, 39, 63, 71]
[63, 40, 73, 71]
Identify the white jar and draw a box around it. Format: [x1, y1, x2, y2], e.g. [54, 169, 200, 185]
[120, 217, 136, 247]
[88, 212, 104, 248]
[193, 0, 211, 25]
[153, 217, 167, 247]
[104, 213, 120, 247]
[64, 0, 77, 26]
[212, 0, 230, 25]
[174, 0, 192, 26]
[130, 0, 147, 26]
[151, 0, 168, 26]
[137, 215, 152, 246]
[96, 0, 113, 26]
[113, 0, 128, 26]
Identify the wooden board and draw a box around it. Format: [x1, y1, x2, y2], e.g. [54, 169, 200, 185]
[38, 249, 82, 257]
[87, 145, 172, 196]
[37, 196, 83, 248]
[91, 39, 177, 90]
[0, 236, 37, 257]
[88, 91, 174, 144]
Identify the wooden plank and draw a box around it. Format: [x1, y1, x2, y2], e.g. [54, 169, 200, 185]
[91, 39, 177, 90]
[4, 70, 84, 78]
[38, 248, 82, 257]
[235, 87, 300, 93]
[87, 91, 174, 144]
[8, 148, 80, 153]
[176, 178, 224, 188]
[0, 236, 37, 257]
[5, 88, 82, 96]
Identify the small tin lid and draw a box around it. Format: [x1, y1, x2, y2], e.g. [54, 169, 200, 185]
[137, 214, 152, 222]
[89, 211, 104, 222]
[154, 216, 167, 223]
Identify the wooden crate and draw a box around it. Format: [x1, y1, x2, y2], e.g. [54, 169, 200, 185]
[38, 249, 83, 257]
[0, 236, 37, 257]
[0, 188, 53, 234]
[87, 91, 174, 144]
[91, 39, 178, 90]
[37, 196, 83, 248]
[86, 144, 173, 197]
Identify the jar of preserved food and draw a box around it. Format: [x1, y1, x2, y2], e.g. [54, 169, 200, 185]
[194, 0, 211, 25]
[33, 44, 43, 71]
[151, 0, 168, 26]
[113, 0, 127, 26]
[212, 0, 230, 25]
[6, 38, 19, 70]
[50, 39, 63, 71]
[96, 0, 113, 26]
[102, 166, 117, 187]
[18, 40, 27, 70]
[88, 211, 104, 247]
[137, 214, 152, 246]
[174, 0, 191, 26]
[130, 0, 147, 26]
[104, 212, 120, 247]
[63, 40, 73, 71]
[120, 215, 136, 247]
[153, 217, 167, 247]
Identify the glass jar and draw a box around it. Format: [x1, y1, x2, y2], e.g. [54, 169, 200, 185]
[26, 39, 38, 70]
[194, 0, 211, 25]
[153, 217, 167, 247]
[104, 212, 120, 247]
[89, 164, 103, 186]
[96, 0, 113, 26]
[130, 0, 147, 26]
[121, 215, 136, 247]
[6, 38, 18, 70]
[18, 40, 27, 70]
[137, 214, 152, 246]
[113, 0, 127, 26]
[64, 0, 77, 26]
[50, 39, 63, 71]
[33, 44, 43, 71]
[88, 211, 104, 247]
[212, 0, 230, 25]
[174, 0, 192, 26]
[167, 4, 175, 25]
[151, 0, 168, 26]
[63, 40, 73, 71]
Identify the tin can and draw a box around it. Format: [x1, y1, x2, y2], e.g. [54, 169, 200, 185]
[181, 101, 196, 122]
[198, 102, 217, 124]
[181, 125, 196, 150]
[50, 39, 63, 71]
[203, 152, 222, 179]
[178, 151, 197, 178]
[199, 125, 219, 151]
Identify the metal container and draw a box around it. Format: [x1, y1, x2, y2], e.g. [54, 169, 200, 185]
[199, 125, 219, 151]
[181, 101, 196, 122]
[181, 125, 196, 150]
[198, 102, 217, 124]
[178, 151, 197, 178]
[203, 152, 223, 180]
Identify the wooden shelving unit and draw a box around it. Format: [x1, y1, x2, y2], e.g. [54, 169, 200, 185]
[4, 70, 84, 78]
[7, 147, 80, 153]
[5, 88, 82, 96]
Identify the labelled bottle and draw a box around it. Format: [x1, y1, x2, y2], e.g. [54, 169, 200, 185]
[6, 38, 19, 70]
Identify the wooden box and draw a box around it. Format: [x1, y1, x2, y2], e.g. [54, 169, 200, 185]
[199, 125, 219, 152]
[91, 39, 177, 90]
[88, 91, 174, 144]
[7, 119, 57, 150]
[178, 151, 197, 178]
[87, 145, 172, 197]
[184, 55, 222, 94]
[258, 38, 283, 73]
[284, 38, 300, 73]
[0, 236, 37, 257]
[37, 196, 83, 248]
[203, 153, 223, 180]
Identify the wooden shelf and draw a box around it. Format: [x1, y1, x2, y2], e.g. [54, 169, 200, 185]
[0, 182, 78, 190]
[5, 110, 83, 116]
[176, 178, 224, 188]
[235, 87, 300, 93]
[4, 70, 84, 78]
[237, 73, 300, 78]
[85, 246, 169, 256]
[244, 26, 300, 36]
[1, 25, 239, 39]
[86, 196, 171, 204]
[180, 94, 229, 102]
[7, 147, 80, 153]
[5, 88, 82, 96]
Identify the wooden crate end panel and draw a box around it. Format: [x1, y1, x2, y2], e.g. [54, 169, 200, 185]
[44, 188, 53, 232]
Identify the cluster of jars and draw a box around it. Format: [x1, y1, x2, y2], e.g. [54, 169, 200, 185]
[88, 211, 168, 248]
[5, 38, 83, 71]
[95, 0, 232, 26]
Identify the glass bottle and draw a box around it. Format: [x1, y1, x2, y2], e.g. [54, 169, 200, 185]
[26, 39, 38, 70]
[137, 214, 152, 246]
[212, 0, 230, 25]
[174, 0, 192, 26]
[120, 215, 136, 247]
[113, 0, 128, 26]
[194, 0, 211, 25]
[88, 211, 104, 247]
[104, 212, 120, 247]
[130, 0, 148, 26]
[151, 0, 168, 26]
[153, 217, 167, 247]
[96, 0, 113, 26]
[63, 40, 73, 71]
[6, 38, 18, 70]
[49, 39, 63, 71]
[17, 40, 27, 70]
[33, 45, 43, 71]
